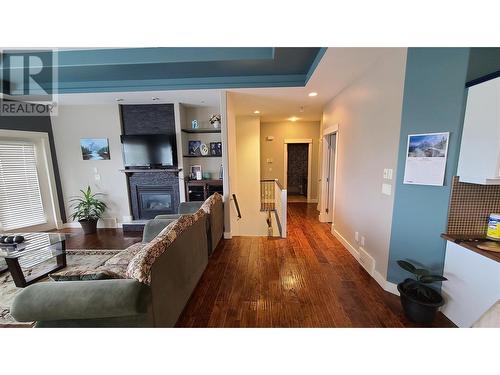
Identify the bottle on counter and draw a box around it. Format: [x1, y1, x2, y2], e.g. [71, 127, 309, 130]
[486, 213, 500, 240]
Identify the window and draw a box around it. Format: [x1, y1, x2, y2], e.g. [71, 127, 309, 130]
[0, 141, 47, 230]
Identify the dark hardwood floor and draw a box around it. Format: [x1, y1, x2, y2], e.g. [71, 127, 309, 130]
[55, 204, 454, 327]
[176, 203, 455, 328]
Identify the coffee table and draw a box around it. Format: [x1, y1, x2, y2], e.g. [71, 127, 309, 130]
[0, 232, 69, 287]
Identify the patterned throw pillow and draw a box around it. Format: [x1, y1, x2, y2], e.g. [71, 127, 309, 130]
[104, 242, 148, 266]
[49, 266, 125, 281]
[126, 210, 207, 285]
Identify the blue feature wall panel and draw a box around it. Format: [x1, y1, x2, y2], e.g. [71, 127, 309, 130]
[387, 48, 470, 284]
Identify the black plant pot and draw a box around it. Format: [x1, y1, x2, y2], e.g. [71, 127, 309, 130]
[79, 219, 98, 235]
[397, 279, 445, 324]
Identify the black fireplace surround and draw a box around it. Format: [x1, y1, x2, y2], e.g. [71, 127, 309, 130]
[128, 172, 180, 220]
[120, 104, 180, 220]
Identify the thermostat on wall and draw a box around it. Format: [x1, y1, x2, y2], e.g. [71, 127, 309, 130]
[266, 136, 274, 141]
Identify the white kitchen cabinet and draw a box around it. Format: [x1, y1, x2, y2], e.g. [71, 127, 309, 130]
[457, 76, 500, 184]
[441, 241, 500, 327]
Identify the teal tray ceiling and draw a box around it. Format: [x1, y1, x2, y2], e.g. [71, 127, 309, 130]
[1, 47, 326, 94]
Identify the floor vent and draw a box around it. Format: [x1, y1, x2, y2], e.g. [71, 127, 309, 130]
[358, 246, 375, 275]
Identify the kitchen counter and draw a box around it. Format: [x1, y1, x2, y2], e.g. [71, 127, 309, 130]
[441, 237, 500, 327]
[441, 233, 500, 263]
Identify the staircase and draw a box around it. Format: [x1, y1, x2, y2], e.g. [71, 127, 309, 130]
[260, 179, 287, 238]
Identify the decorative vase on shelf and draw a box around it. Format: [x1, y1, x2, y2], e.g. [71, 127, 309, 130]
[209, 114, 221, 129]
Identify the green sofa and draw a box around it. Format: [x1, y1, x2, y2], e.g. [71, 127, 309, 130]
[11, 193, 224, 328]
[155, 198, 224, 256]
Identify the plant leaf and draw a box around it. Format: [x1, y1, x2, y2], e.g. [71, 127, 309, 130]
[70, 186, 107, 221]
[397, 260, 416, 274]
[413, 268, 430, 276]
[420, 275, 448, 283]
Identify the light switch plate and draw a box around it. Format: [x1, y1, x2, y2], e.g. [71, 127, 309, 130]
[382, 183, 392, 196]
[383, 168, 393, 180]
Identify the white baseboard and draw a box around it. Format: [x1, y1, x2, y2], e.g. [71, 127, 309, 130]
[332, 229, 359, 260]
[384, 281, 400, 296]
[333, 228, 399, 296]
[373, 270, 399, 296]
[63, 222, 80, 229]
[318, 212, 329, 222]
[224, 232, 232, 239]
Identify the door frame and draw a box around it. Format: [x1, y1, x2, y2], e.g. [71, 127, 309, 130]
[283, 138, 312, 202]
[319, 124, 339, 224]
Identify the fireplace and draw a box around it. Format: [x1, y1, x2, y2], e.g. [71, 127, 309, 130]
[127, 172, 180, 220]
[137, 186, 175, 219]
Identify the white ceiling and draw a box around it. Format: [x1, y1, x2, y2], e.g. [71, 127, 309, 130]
[231, 48, 393, 122]
[56, 48, 397, 122]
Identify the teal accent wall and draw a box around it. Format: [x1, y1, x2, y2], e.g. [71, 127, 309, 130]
[387, 48, 470, 284]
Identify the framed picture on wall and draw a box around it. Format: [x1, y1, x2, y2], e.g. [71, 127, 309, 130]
[210, 142, 222, 156]
[403, 132, 449, 186]
[80, 138, 110, 160]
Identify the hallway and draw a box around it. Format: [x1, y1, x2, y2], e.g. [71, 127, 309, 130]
[177, 203, 454, 327]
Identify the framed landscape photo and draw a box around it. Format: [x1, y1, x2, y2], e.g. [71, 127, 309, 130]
[80, 138, 110, 160]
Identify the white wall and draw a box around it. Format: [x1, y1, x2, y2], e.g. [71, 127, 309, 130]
[260, 121, 321, 201]
[51, 105, 131, 226]
[321, 48, 407, 278]
[228, 115, 268, 236]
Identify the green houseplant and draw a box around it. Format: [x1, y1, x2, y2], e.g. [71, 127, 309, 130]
[70, 186, 107, 234]
[397, 260, 447, 323]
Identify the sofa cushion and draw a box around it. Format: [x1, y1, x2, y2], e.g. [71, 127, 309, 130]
[104, 242, 147, 267]
[49, 266, 126, 281]
[126, 210, 207, 285]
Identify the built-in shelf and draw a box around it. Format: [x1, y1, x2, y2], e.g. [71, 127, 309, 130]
[183, 155, 221, 158]
[120, 168, 182, 174]
[181, 128, 221, 134]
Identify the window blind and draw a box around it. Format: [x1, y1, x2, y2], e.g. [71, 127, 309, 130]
[0, 141, 47, 230]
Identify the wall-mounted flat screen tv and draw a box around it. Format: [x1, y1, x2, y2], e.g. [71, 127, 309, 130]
[121, 134, 177, 168]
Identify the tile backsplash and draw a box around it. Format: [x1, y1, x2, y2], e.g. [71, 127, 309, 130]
[447, 176, 500, 235]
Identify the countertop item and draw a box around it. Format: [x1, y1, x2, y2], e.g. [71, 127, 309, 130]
[441, 233, 500, 263]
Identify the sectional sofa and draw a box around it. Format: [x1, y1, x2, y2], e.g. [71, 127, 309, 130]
[11, 193, 224, 328]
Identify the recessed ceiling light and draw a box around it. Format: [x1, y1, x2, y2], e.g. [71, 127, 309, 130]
[308, 92, 318, 97]
[254, 110, 260, 114]
[115, 98, 124, 102]
[289, 116, 299, 122]
[152, 97, 160, 101]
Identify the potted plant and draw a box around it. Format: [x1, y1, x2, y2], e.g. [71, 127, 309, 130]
[70, 186, 107, 234]
[209, 114, 221, 129]
[396, 260, 447, 323]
